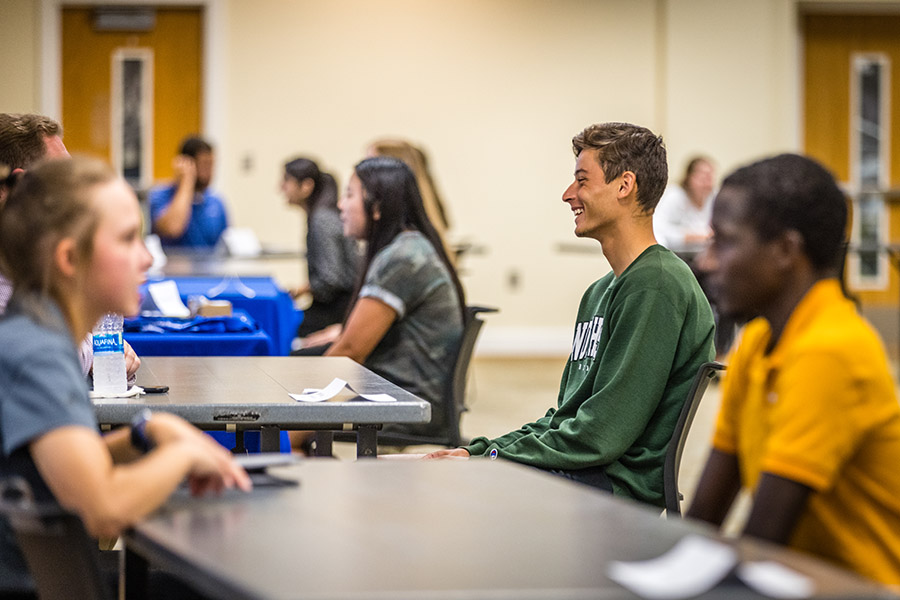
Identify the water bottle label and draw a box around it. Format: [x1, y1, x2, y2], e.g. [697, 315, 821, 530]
[93, 332, 124, 355]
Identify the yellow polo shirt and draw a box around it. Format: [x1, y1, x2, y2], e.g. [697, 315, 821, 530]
[714, 279, 900, 585]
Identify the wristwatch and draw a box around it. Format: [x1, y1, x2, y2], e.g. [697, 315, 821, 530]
[130, 408, 155, 453]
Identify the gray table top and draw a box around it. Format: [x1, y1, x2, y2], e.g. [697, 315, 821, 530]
[125, 460, 894, 600]
[93, 356, 430, 428]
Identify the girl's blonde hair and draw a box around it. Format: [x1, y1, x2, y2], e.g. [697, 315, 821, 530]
[0, 157, 114, 302]
[368, 139, 454, 261]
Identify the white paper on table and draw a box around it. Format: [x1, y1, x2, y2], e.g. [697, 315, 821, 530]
[147, 280, 190, 318]
[289, 377, 396, 403]
[345, 382, 397, 403]
[737, 561, 814, 599]
[606, 534, 738, 600]
[290, 378, 349, 402]
[356, 393, 397, 403]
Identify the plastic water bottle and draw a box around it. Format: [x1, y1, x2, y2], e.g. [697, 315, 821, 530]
[92, 313, 127, 394]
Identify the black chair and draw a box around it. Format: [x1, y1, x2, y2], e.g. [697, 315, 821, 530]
[0, 478, 112, 600]
[333, 305, 497, 451]
[663, 361, 725, 518]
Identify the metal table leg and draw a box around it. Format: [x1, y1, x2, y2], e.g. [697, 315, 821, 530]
[313, 431, 334, 457]
[260, 426, 281, 452]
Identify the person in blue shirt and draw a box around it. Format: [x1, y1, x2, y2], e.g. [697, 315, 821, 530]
[149, 136, 229, 248]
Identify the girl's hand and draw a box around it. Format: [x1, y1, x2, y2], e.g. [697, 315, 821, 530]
[179, 435, 253, 495]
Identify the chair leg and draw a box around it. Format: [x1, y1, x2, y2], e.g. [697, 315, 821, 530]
[122, 546, 148, 600]
[356, 425, 378, 459]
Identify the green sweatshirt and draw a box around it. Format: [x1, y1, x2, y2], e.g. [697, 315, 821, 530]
[465, 245, 715, 507]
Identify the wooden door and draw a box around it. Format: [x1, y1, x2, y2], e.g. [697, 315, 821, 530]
[61, 6, 203, 191]
[804, 14, 900, 310]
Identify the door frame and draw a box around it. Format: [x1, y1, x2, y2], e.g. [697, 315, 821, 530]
[39, 0, 225, 143]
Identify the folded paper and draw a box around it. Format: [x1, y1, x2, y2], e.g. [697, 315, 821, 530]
[607, 535, 814, 600]
[289, 378, 397, 403]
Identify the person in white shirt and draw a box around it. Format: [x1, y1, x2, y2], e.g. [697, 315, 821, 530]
[654, 156, 735, 358]
[653, 156, 715, 250]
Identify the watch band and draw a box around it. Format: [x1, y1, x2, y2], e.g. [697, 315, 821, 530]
[130, 408, 154, 453]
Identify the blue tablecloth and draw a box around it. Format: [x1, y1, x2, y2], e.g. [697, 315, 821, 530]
[143, 276, 302, 355]
[205, 431, 291, 453]
[124, 310, 276, 356]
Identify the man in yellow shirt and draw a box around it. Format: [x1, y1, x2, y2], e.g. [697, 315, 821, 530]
[687, 153, 900, 585]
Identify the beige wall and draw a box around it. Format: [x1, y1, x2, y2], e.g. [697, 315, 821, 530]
[0, 0, 40, 112]
[219, 0, 804, 351]
[3, 0, 895, 352]
[221, 0, 659, 350]
[663, 0, 799, 180]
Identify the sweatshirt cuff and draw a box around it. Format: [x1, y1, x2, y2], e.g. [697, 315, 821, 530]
[464, 437, 491, 456]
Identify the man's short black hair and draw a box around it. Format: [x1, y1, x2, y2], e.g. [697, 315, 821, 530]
[722, 153, 847, 271]
[179, 136, 213, 158]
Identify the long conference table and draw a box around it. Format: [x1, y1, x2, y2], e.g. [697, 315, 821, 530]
[93, 356, 431, 457]
[122, 459, 896, 600]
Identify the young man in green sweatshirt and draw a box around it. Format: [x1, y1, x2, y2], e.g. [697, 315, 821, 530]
[426, 122, 715, 508]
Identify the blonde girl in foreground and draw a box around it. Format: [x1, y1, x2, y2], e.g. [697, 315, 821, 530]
[0, 157, 251, 596]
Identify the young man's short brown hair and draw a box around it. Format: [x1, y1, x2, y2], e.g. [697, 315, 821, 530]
[572, 122, 668, 214]
[0, 113, 63, 171]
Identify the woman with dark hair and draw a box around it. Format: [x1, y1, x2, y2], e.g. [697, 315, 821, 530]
[291, 157, 465, 442]
[281, 157, 359, 341]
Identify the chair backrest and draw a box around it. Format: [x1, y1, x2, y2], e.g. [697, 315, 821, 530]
[663, 361, 725, 517]
[371, 304, 496, 448]
[0, 479, 111, 600]
[443, 305, 496, 446]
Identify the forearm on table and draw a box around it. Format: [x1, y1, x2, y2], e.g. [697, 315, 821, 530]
[686, 448, 741, 526]
[467, 415, 553, 456]
[743, 472, 811, 545]
[34, 428, 200, 538]
[87, 443, 202, 530]
[482, 426, 620, 469]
